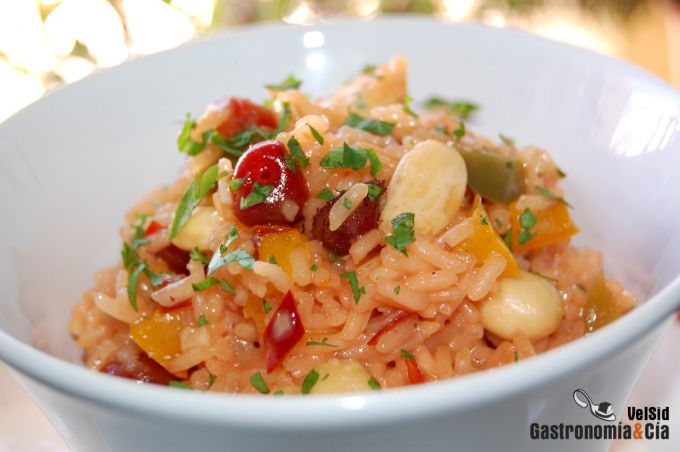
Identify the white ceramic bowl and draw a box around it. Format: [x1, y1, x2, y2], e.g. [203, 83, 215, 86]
[1, 18, 679, 452]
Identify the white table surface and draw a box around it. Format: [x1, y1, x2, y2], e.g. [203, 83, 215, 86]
[2, 321, 679, 452]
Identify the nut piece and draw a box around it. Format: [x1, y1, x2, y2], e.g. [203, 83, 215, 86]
[479, 271, 563, 341]
[310, 359, 372, 394]
[380, 139, 467, 235]
[170, 206, 219, 251]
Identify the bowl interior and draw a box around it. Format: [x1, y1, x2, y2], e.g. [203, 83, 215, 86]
[0, 19, 679, 366]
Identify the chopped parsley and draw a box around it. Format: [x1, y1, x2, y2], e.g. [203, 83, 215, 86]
[327, 252, 343, 263]
[366, 184, 383, 201]
[126, 263, 146, 311]
[169, 381, 191, 390]
[305, 337, 337, 347]
[167, 164, 220, 240]
[275, 102, 292, 133]
[310, 263, 319, 272]
[229, 178, 244, 192]
[499, 133, 515, 147]
[505, 160, 514, 169]
[514, 351, 519, 363]
[198, 314, 209, 326]
[341, 271, 365, 303]
[265, 75, 302, 91]
[403, 95, 418, 118]
[250, 372, 271, 394]
[384, 212, 415, 255]
[361, 64, 376, 75]
[534, 185, 572, 208]
[287, 136, 310, 168]
[393, 285, 400, 295]
[576, 283, 587, 292]
[480, 215, 489, 225]
[400, 349, 416, 360]
[122, 217, 165, 310]
[518, 208, 537, 245]
[317, 188, 335, 202]
[211, 128, 270, 159]
[368, 377, 381, 390]
[268, 255, 277, 264]
[494, 218, 504, 229]
[319, 142, 382, 177]
[208, 374, 216, 388]
[240, 183, 272, 210]
[502, 228, 513, 251]
[177, 114, 207, 156]
[557, 167, 567, 178]
[273, 390, 284, 396]
[301, 369, 320, 394]
[343, 198, 352, 209]
[208, 247, 254, 274]
[453, 122, 466, 140]
[207, 227, 242, 274]
[263, 300, 272, 314]
[423, 97, 479, 120]
[192, 277, 219, 292]
[190, 248, 210, 265]
[219, 279, 235, 294]
[343, 113, 394, 136]
[307, 123, 324, 144]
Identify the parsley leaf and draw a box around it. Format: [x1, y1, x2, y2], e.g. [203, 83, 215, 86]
[534, 185, 572, 208]
[557, 167, 567, 178]
[393, 285, 400, 295]
[301, 369, 320, 394]
[317, 188, 334, 202]
[273, 390, 284, 396]
[240, 183, 272, 209]
[275, 102, 291, 134]
[502, 227, 513, 251]
[480, 215, 489, 225]
[384, 212, 415, 255]
[207, 228, 254, 274]
[403, 95, 418, 118]
[343, 113, 394, 136]
[368, 377, 381, 390]
[362, 64, 376, 75]
[310, 263, 319, 272]
[423, 97, 479, 120]
[250, 372, 271, 394]
[169, 381, 191, 390]
[266, 75, 302, 91]
[305, 337, 337, 347]
[366, 184, 382, 201]
[518, 208, 537, 245]
[177, 114, 207, 156]
[287, 136, 310, 168]
[514, 351, 519, 363]
[400, 349, 416, 360]
[341, 271, 365, 303]
[269, 255, 277, 264]
[263, 299, 272, 314]
[190, 248, 210, 265]
[192, 277, 219, 292]
[127, 263, 145, 311]
[167, 164, 220, 240]
[499, 133, 515, 147]
[229, 178, 244, 192]
[219, 279, 235, 294]
[319, 142, 382, 177]
[198, 314, 209, 326]
[342, 198, 352, 209]
[307, 123, 324, 144]
[453, 122, 465, 140]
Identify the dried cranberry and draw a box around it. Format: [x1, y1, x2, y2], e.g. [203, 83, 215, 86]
[102, 354, 175, 385]
[216, 97, 277, 138]
[232, 140, 308, 227]
[156, 245, 190, 275]
[312, 181, 385, 255]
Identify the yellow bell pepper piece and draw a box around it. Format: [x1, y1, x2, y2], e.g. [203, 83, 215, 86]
[585, 271, 622, 332]
[257, 229, 309, 277]
[456, 195, 519, 278]
[130, 311, 184, 372]
[508, 200, 579, 253]
[244, 297, 266, 335]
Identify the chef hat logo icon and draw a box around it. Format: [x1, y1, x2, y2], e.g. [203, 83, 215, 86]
[573, 389, 616, 422]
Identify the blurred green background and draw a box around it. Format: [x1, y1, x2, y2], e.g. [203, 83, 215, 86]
[1, 0, 678, 122]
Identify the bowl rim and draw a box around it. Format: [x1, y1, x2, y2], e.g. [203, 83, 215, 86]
[1, 16, 680, 430]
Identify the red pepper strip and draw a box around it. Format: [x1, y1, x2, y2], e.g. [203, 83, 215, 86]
[158, 299, 192, 314]
[405, 359, 426, 385]
[367, 311, 412, 346]
[144, 220, 163, 237]
[263, 291, 305, 373]
[216, 97, 278, 138]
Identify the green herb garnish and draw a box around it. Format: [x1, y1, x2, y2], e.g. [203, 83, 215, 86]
[534, 185, 572, 208]
[317, 188, 335, 202]
[518, 208, 537, 245]
[229, 178, 244, 192]
[499, 133, 515, 147]
[341, 271, 365, 303]
[208, 374, 216, 388]
[384, 212, 415, 255]
[198, 314, 209, 326]
[263, 300, 272, 314]
[310, 263, 319, 272]
[423, 97, 479, 120]
[250, 372, 271, 394]
[266, 75, 302, 91]
[305, 337, 337, 347]
[219, 279, 236, 294]
[320, 142, 382, 177]
[177, 114, 207, 156]
[273, 390, 284, 396]
[502, 228, 513, 251]
[576, 283, 587, 292]
[557, 167, 567, 178]
[362, 64, 377, 75]
[168, 164, 220, 240]
[287, 136, 310, 169]
[342, 198, 352, 209]
[169, 381, 192, 390]
[513, 351, 519, 363]
[192, 277, 219, 292]
[127, 263, 145, 311]
[480, 215, 489, 225]
[403, 95, 418, 118]
[301, 369, 320, 394]
[400, 349, 416, 360]
[275, 102, 291, 134]
[453, 122, 465, 140]
[190, 248, 210, 265]
[307, 123, 324, 144]
[268, 255, 278, 265]
[368, 377, 381, 390]
[343, 113, 394, 136]
[366, 184, 383, 201]
[393, 285, 400, 295]
[240, 183, 273, 210]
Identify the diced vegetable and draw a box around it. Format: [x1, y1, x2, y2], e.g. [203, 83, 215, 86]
[456, 195, 519, 278]
[144, 220, 163, 237]
[585, 271, 623, 332]
[404, 358, 426, 384]
[170, 206, 219, 251]
[458, 148, 524, 204]
[256, 228, 309, 277]
[244, 297, 266, 334]
[507, 200, 579, 253]
[310, 359, 373, 394]
[216, 97, 278, 139]
[263, 291, 305, 372]
[130, 311, 184, 373]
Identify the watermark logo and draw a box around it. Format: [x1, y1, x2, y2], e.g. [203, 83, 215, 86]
[529, 388, 670, 441]
[573, 389, 616, 422]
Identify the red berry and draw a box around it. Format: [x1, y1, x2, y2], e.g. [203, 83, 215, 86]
[232, 140, 308, 227]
